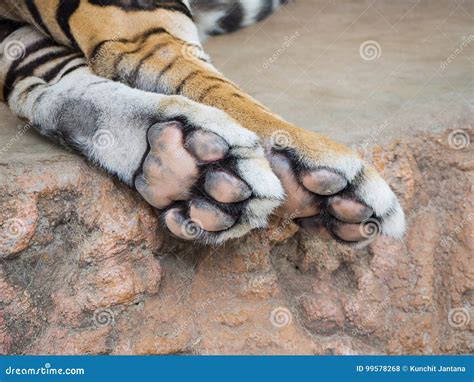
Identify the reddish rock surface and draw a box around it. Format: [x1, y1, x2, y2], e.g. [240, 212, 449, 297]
[1, 129, 472, 355]
[1, 0, 473, 355]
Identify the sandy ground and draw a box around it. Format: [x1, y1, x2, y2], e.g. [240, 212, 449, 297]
[204, 0, 473, 143]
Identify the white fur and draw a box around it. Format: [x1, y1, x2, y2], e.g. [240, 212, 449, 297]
[354, 168, 406, 239]
[3, 27, 285, 245]
[297, 145, 405, 240]
[8, 68, 153, 185]
[194, 9, 226, 41]
[191, 0, 282, 40]
[157, 95, 285, 243]
[241, 0, 267, 26]
[2, 23, 405, 245]
[380, 202, 406, 239]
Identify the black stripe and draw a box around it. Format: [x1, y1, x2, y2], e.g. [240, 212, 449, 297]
[140, 27, 169, 42]
[158, 57, 179, 79]
[3, 39, 55, 101]
[197, 84, 221, 102]
[256, 0, 274, 22]
[112, 48, 141, 73]
[111, 40, 157, 72]
[89, 27, 168, 62]
[59, 63, 87, 79]
[56, 0, 81, 46]
[42, 53, 83, 82]
[88, 0, 193, 20]
[86, 80, 110, 87]
[25, 0, 53, 37]
[218, 3, 243, 34]
[125, 42, 172, 85]
[203, 76, 227, 83]
[126, 50, 155, 85]
[89, 40, 113, 64]
[0, 19, 27, 42]
[203, 75, 236, 88]
[15, 50, 74, 82]
[175, 70, 200, 94]
[18, 82, 43, 100]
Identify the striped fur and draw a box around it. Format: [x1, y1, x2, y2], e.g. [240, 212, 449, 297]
[0, 26, 284, 243]
[191, 0, 288, 39]
[0, 0, 406, 242]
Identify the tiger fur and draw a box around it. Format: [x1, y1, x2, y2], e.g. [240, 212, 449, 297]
[0, 0, 405, 245]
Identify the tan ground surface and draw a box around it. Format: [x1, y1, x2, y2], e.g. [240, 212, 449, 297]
[205, 0, 473, 143]
[0, 0, 473, 354]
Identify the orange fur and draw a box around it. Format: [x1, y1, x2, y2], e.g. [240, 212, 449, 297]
[2, 0, 355, 160]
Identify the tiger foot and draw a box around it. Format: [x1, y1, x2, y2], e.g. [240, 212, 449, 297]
[265, 134, 405, 245]
[135, 113, 284, 244]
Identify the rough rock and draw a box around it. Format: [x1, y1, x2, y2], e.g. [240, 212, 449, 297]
[1, 0, 473, 355]
[1, 127, 472, 355]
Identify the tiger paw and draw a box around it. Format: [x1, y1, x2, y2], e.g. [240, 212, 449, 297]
[265, 131, 405, 245]
[135, 110, 284, 245]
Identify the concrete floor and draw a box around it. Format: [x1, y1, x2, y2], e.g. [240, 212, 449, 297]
[1, 0, 473, 161]
[205, 0, 474, 144]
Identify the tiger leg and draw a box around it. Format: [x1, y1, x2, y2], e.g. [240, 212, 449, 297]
[4, 1, 405, 244]
[1, 26, 283, 244]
